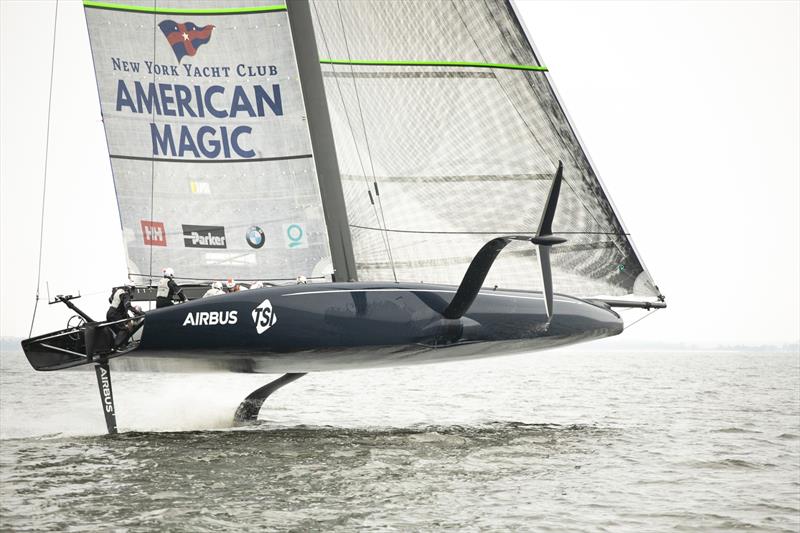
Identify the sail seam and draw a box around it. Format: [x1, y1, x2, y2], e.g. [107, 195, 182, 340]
[108, 154, 313, 163]
[108, 154, 312, 163]
[319, 59, 548, 72]
[82, 1, 287, 15]
[349, 224, 629, 236]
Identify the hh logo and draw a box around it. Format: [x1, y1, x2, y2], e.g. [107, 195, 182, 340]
[252, 298, 277, 334]
[141, 220, 167, 246]
[158, 20, 214, 63]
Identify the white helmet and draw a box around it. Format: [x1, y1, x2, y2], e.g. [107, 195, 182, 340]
[249, 281, 264, 290]
[162, 267, 175, 278]
[296, 275, 308, 285]
[211, 281, 223, 290]
[226, 278, 236, 289]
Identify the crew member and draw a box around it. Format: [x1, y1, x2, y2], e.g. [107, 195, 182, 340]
[203, 281, 225, 298]
[225, 278, 245, 293]
[156, 267, 187, 308]
[107, 280, 144, 338]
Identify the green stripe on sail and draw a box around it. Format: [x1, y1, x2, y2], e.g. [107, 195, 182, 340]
[319, 59, 548, 72]
[82, 1, 287, 15]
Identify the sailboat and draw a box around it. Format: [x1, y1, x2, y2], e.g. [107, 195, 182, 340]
[22, 0, 665, 434]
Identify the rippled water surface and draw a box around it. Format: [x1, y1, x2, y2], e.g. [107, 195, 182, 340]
[1, 350, 798, 531]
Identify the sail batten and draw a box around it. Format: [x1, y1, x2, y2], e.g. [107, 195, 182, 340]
[83, 2, 288, 15]
[319, 59, 549, 72]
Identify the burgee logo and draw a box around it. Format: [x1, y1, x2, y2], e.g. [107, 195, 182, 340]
[158, 20, 215, 62]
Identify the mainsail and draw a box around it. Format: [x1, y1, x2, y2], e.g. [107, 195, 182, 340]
[83, 0, 661, 301]
[83, 1, 334, 282]
[309, 0, 661, 300]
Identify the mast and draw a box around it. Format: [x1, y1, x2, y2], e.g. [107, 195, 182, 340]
[286, 0, 358, 282]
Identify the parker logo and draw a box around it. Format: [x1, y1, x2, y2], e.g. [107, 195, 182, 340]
[182, 310, 238, 326]
[252, 298, 277, 334]
[158, 20, 214, 63]
[182, 224, 227, 249]
[141, 220, 167, 246]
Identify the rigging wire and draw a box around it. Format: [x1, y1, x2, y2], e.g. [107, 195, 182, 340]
[28, 0, 60, 338]
[333, 0, 398, 282]
[623, 308, 661, 331]
[146, 0, 158, 284]
[310, 0, 396, 277]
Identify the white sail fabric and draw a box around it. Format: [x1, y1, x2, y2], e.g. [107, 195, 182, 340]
[84, 1, 332, 282]
[310, 0, 661, 299]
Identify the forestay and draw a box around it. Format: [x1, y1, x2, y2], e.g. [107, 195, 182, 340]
[84, 0, 333, 282]
[309, 0, 662, 300]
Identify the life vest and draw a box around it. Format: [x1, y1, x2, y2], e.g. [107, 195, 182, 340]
[156, 277, 171, 298]
[109, 288, 126, 310]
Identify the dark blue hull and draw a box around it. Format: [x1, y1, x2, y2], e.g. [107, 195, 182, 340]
[120, 282, 622, 373]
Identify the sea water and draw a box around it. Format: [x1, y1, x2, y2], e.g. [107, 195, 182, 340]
[1, 349, 798, 531]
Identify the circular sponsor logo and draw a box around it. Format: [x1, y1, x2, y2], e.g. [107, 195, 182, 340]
[246, 226, 265, 249]
[286, 223, 304, 248]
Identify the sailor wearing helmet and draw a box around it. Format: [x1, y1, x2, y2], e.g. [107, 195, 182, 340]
[156, 267, 187, 308]
[225, 278, 248, 293]
[107, 279, 144, 336]
[203, 281, 225, 298]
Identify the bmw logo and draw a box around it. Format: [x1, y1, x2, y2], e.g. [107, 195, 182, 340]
[246, 226, 265, 249]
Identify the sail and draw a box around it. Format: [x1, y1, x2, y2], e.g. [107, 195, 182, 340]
[309, 0, 661, 299]
[83, 1, 333, 282]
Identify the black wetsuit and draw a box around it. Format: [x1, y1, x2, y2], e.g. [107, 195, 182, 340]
[156, 277, 186, 308]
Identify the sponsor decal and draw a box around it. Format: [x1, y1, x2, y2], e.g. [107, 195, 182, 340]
[183, 224, 227, 249]
[158, 20, 215, 63]
[108, 16, 283, 161]
[246, 225, 265, 249]
[252, 298, 277, 334]
[141, 220, 167, 246]
[284, 223, 307, 249]
[190, 181, 211, 195]
[99, 366, 114, 414]
[183, 310, 238, 326]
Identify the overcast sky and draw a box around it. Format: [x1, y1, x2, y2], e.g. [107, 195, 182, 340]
[1, 1, 798, 345]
